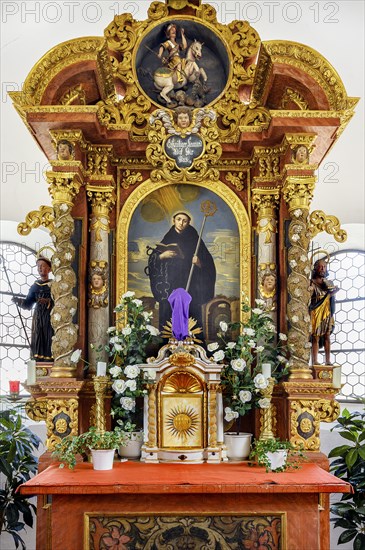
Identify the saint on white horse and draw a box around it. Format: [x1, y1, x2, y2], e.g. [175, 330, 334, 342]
[154, 38, 208, 104]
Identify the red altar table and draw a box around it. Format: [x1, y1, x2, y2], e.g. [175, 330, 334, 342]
[20, 462, 351, 550]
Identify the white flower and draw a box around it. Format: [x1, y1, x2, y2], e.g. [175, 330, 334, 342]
[107, 326, 116, 333]
[112, 379, 126, 394]
[293, 209, 302, 218]
[60, 283, 68, 291]
[248, 340, 256, 348]
[304, 266, 311, 275]
[142, 311, 152, 320]
[109, 365, 122, 378]
[244, 327, 255, 337]
[294, 288, 302, 297]
[120, 396, 135, 411]
[146, 325, 159, 336]
[54, 313, 61, 321]
[132, 299, 143, 307]
[254, 373, 269, 390]
[70, 307, 76, 316]
[60, 203, 69, 212]
[266, 323, 276, 333]
[125, 379, 137, 392]
[207, 342, 219, 352]
[122, 291, 135, 299]
[277, 355, 287, 363]
[213, 350, 225, 362]
[122, 326, 132, 336]
[292, 315, 299, 323]
[255, 345, 265, 353]
[304, 314, 310, 323]
[292, 234, 300, 242]
[70, 349, 82, 363]
[53, 257, 61, 267]
[226, 342, 236, 349]
[231, 358, 246, 371]
[300, 255, 307, 262]
[124, 364, 140, 379]
[144, 369, 156, 381]
[289, 259, 297, 268]
[224, 407, 239, 422]
[219, 321, 228, 333]
[305, 342, 312, 349]
[66, 327, 75, 334]
[258, 398, 271, 409]
[114, 343, 123, 352]
[239, 390, 252, 403]
[255, 299, 266, 307]
[55, 274, 62, 282]
[252, 308, 263, 315]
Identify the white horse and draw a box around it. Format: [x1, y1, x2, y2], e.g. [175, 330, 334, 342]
[153, 40, 208, 104]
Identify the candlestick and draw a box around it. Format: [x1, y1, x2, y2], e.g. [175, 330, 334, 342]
[9, 380, 20, 397]
[96, 361, 107, 377]
[262, 363, 272, 379]
[259, 377, 275, 441]
[93, 376, 110, 434]
[26, 359, 36, 385]
[332, 366, 342, 389]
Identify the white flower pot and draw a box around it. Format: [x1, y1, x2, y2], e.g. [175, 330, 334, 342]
[118, 431, 144, 460]
[224, 432, 252, 461]
[91, 449, 116, 470]
[266, 449, 288, 470]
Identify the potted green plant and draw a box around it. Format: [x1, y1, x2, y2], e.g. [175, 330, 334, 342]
[329, 407, 365, 550]
[208, 297, 290, 460]
[0, 409, 41, 549]
[52, 426, 129, 470]
[249, 437, 304, 472]
[95, 291, 161, 459]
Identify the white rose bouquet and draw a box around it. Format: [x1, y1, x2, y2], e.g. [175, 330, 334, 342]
[96, 291, 161, 430]
[209, 298, 290, 429]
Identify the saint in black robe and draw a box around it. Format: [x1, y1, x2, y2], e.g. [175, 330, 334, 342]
[147, 224, 216, 334]
[18, 279, 54, 361]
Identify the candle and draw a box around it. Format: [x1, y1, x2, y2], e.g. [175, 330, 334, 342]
[262, 363, 272, 379]
[26, 359, 36, 385]
[9, 380, 20, 395]
[332, 366, 342, 389]
[96, 361, 107, 377]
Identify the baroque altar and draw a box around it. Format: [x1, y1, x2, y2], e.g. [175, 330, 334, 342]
[10, 0, 359, 547]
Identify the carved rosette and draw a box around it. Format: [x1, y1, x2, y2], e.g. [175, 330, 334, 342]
[283, 177, 315, 378]
[47, 173, 82, 377]
[46, 398, 79, 450]
[290, 400, 319, 450]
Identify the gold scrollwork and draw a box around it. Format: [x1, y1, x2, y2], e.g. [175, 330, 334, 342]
[290, 400, 319, 451]
[121, 170, 143, 190]
[308, 210, 347, 243]
[169, 352, 196, 368]
[225, 172, 246, 191]
[315, 399, 340, 423]
[46, 399, 79, 451]
[25, 399, 47, 422]
[281, 88, 308, 110]
[17, 206, 55, 236]
[60, 85, 86, 106]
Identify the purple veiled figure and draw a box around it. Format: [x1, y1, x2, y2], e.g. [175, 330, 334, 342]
[168, 288, 192, 341]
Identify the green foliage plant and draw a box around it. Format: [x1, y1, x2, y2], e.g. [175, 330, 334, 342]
[249, 437, 305, 472]
[0, 409, 41, 550]
[52, 426, 129, 469]
[329, 407, 365, 549]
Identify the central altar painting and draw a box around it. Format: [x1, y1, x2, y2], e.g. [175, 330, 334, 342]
[126, 184, 241, 342]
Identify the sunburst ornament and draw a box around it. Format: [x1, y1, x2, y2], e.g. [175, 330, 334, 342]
[166, 405, 199, 442]
[161, 317, 203, 343]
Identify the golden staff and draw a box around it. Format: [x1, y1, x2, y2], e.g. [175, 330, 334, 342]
[186, 200, 217, 293]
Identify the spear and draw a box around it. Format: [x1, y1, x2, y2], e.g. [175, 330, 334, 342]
[186, 200, 217, 293]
